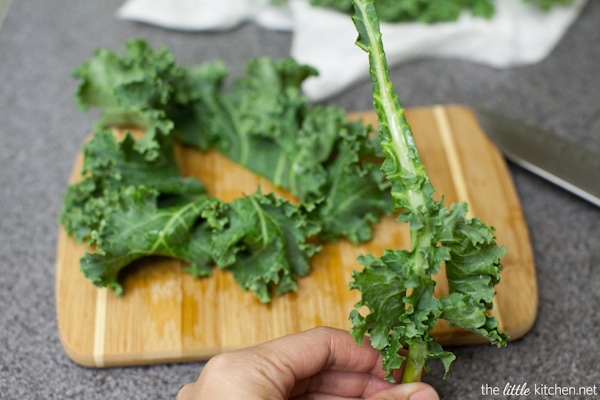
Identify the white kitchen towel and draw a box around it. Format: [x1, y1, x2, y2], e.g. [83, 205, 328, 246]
[117, 0, 587, 100]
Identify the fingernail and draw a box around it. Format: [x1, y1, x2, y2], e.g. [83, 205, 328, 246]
[409, 387, 439, 400]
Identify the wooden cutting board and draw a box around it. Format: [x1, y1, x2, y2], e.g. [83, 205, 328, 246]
[56, 105, 538, 368]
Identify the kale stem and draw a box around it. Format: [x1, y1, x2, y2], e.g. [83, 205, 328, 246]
[402, 342, 427, 383]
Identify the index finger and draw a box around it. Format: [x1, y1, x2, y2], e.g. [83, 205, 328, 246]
[246, 326, 396, 383]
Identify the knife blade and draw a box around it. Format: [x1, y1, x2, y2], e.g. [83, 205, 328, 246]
[474, 108, 600, 208]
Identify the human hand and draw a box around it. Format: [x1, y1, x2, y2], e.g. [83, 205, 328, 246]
[177, 326, 439, 400]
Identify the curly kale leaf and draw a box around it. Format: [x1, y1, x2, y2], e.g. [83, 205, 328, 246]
[349, 0, 508, 383]
[72, 39, 189, 160]
[177, 56, 392, 243]
[81, 186, 216, 295]
[207, 190, 321, 303]
[176, 57, 327, 200]
[313, 121, 392, 243]
[169, 60, 230, 151]
[59, 129, 205, 243]
[349, 250, 455, 380]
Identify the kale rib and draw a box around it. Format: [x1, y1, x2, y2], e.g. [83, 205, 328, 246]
[349, 0, 508, 383]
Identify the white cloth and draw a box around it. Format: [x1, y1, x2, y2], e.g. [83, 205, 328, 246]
[117, 0, 587, 101]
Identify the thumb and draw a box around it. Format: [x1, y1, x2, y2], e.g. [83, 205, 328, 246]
[368, 382, 439, 400]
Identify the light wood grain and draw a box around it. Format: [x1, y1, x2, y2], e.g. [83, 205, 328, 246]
[55, 105, 538, 367]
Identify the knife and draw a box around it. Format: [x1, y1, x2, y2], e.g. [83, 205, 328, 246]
[474, 108, 600, 208]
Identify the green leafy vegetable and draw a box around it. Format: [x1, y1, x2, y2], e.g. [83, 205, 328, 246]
[292, 0, 574, 23]
[60, 127, 320, 301]
[208, 190, 321, 303]
[310, 0, 494, 23]
[81, 186, 216, 296]
[78, 183, 320, 302]
[61, 39, 391, 301]
[59, 129, 206, 243]
[72, 40, 188, 161]
[522, 0, 576, 10]
[349, 0, 508, 382]
[175, 56, 393, 243]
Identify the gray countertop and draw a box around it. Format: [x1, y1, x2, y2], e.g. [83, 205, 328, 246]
[1, 1, 599, 399]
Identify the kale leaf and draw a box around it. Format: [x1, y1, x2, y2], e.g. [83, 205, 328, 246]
[173, 56, 393, 243]
[81, 186, 216, 296]
[59, 129, 205, 243]
[72, 39, 191, 160]
[208, 190, 321, 302]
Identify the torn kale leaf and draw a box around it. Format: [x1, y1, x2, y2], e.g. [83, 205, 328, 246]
[208, 190, 321, 303]
[59, 129, 205, 243]
[175, 56, 393, 243]
[72, 39, 187, 160]
[81, 186, 216, 295]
